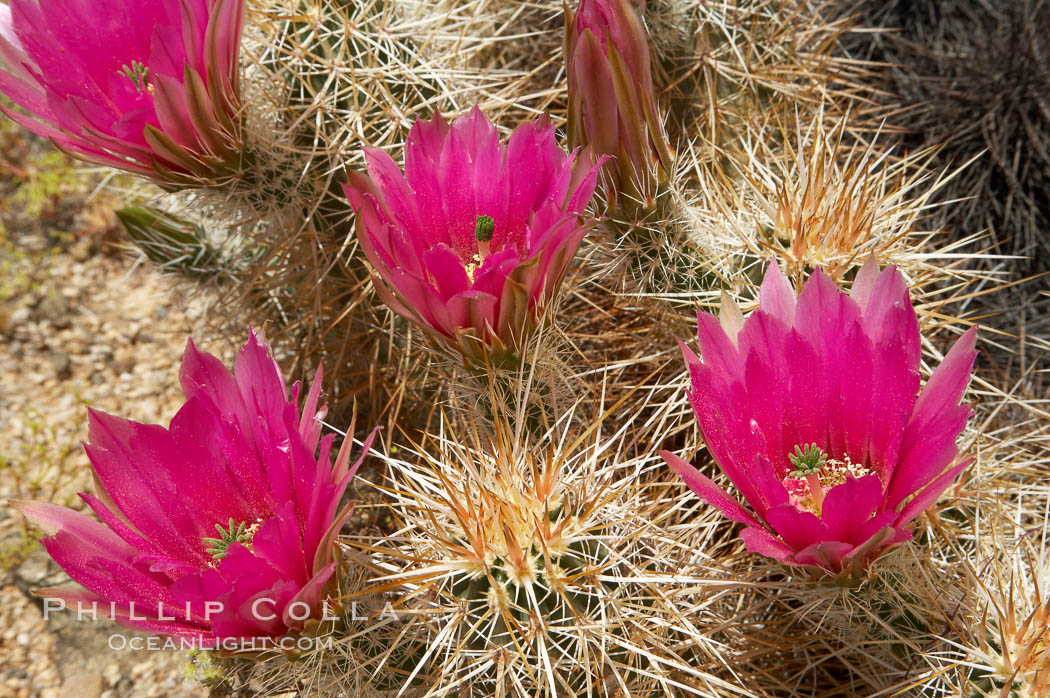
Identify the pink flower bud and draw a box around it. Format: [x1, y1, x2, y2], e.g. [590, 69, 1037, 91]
[565, 0, 672, 214]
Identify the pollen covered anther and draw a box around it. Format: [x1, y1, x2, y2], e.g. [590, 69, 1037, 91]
[784, 454, 873, 517]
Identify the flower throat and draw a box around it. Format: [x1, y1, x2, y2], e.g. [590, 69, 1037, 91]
[784, 444, 873, 516]
[120, 60, 151, 93]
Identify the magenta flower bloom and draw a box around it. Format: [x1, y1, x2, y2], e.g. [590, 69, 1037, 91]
[15, 331, 375, 646]
[0, 0, 244, 187]
[344, 107, 603, 366]
[662, 260, 978, 579]
[565, 0, 672, 213]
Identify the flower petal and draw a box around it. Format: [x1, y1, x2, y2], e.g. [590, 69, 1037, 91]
[887, 327, 977, 508]
[758, 260, 796, 326]
[896, 457, 973, 527]
[739, 527, 794, 562]
[661, 450, 762, 527]
[819, 475, 882, 544]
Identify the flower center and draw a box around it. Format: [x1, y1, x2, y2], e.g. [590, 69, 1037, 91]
[475, 215, 495, 244]
[466, 214, 495, 282]
[120, 61, 152, 94]
[783, 444, 872, 516]
[788, 443, 826, 475]
[203, 518, 260, 561]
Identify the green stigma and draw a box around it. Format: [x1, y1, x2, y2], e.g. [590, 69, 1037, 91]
[474, 215, 495, 243]
[120, 61, 151, 93]
[203, 518, 252, 561]
[788, 443, 827, 476]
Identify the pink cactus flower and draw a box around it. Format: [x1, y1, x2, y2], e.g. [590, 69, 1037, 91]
[565, 0, 672, 214]
[14, 331, 375, 647]
[662, 260, 978, 580]
[0, 0, 244, 187]
[344, 107, 604, 366]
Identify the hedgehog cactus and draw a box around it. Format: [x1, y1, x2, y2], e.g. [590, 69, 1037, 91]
[257, 0, 440, 150]
[0, 0, 1027, 696]
[367, 407, 697, 696]
[441, 465, 614, 661]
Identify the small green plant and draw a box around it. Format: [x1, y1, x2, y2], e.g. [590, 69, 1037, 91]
[0, 230, 58, 303]
[1, 406, 88, 574]
[10, 150, 84, 220]
[185, 649, 228, 688]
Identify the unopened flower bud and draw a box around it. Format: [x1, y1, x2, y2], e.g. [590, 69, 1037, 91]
[565, 0, 673, 214]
